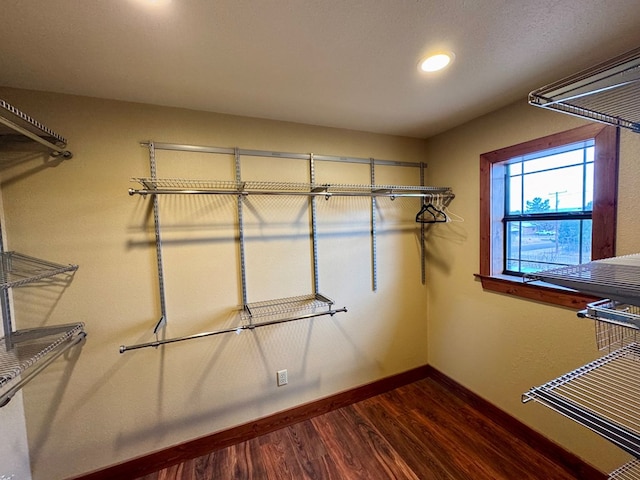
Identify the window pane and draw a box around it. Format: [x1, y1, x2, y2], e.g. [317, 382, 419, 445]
[522, 165, 586, 213]
[585, 162, 594, 210]
[506, 221, 521, 271]
[517, 221, 558, 273]
[504, 219, 592, 274]
[508, 176, 522, 214]
[523, 148, 587, 173]
[582, 219, 592, 261]
[509, 162, 522, 175]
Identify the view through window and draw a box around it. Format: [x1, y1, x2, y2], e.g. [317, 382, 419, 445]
[504, 140, 594, 275]
[478, 123, 618, 307]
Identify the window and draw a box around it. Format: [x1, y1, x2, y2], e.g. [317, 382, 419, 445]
[477, 124, 619, 308]
[505, 139, 594, 275]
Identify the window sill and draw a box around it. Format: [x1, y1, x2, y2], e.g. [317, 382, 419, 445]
[474, 273, 600, 310]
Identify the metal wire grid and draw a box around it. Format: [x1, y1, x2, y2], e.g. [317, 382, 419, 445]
[523, 343, 640, 458]
[0, 98, 68, 145]
[131, 177, 453, 197]
[531, 83, 640, 132]
[0, 323, 85, 388]
[596, 319, 639, 352]
[0, 252, 78, 289]
[241, 293, 334, 321]
[526, 254, 640, 304]
[588, 300, 640, 332]
[529, 47, 640, 133]
[610, 458, 640, 479]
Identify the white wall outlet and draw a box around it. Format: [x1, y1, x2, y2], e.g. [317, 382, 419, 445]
[277, 369, 288, 386]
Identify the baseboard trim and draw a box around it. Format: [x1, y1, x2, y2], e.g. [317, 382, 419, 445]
[425, 365, 606, 480]
[69, 365, 430, 480]
[70, 364, 605, 480]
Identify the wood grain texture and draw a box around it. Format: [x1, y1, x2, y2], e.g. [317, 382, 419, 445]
[70, 366, 430, 480]
[134, 368, 605, 480]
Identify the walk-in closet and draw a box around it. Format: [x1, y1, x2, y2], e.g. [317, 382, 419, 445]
[2, 2, 640, 479]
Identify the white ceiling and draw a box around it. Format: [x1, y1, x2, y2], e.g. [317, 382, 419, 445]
[2, 0, 640, 138]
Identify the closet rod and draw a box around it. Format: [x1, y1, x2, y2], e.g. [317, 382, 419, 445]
[119, 307, 347, 353]
[129, 188, 452, 199]
[141, 142, 420, 168]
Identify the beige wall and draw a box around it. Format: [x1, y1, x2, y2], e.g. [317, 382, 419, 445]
[425, 99, 640, 472]
[0, 87, 430, 479]
[3, 85, 639, 478]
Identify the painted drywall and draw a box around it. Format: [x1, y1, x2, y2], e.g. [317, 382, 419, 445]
[424, 99, 640, 472]
[0, 87, 430, 479]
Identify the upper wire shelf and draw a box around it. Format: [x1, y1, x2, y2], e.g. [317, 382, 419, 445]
[0, 98, 73, 158]
[0, 323, 86, 407]
[523, 343, 640, 459]
[0, 251, 78, 290]
[129, 177, 454, 198]
[529, 46, 640, 133]
[524, 254, 640, 305]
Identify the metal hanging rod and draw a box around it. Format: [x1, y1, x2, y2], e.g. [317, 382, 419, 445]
[140, 141, 421, 168]
[119, 306, 347, 353]
[0, 99, 72, 159]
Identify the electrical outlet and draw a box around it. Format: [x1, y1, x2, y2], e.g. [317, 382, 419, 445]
[277, 369, 288, 386]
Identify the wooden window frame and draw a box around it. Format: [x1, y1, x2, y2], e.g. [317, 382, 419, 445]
[476, 124, 619, 309]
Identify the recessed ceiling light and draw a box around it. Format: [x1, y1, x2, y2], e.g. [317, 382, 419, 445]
[139, 0, 171, 5]
[419, 53, 454, 73]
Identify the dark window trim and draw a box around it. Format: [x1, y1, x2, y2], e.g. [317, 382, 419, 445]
[477, 123, 619, 309]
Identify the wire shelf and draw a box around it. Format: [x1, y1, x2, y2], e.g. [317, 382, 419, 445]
[0, 98, 72, 158]
[0, 99, 68, 145]
[242, 293, 335, 321]
[0, 323, 86, 406]
[529, 46, 640, 133]
[610, 458, 640, 479]
[525, 254, 640, 305]
[0, 251, 78, 290]
[586, 300, 640, 330]
[130, 177, 453, 198]
[595, 318, 639, 353]
[523, 343, 640, 458]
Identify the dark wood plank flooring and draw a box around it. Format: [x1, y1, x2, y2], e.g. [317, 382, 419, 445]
[137, 377, 586, 480]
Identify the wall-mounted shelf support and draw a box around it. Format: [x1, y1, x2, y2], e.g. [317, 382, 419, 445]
[0, 252, 82, 407]
[0, 99, 72, 158]
[529, 46, 640, 133]
[1, 251, 78, 349]
[0, 101, 82, 406]
[122, 141, 453, 353]
[1, 323, 85, 407]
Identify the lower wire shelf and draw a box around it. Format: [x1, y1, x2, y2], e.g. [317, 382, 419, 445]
[119, 294, 347, 353]
[241, 293, 336, 321]
[610, 458, 640, 479]
[0, 322, 86, 407]
[523, 343, 640, 459]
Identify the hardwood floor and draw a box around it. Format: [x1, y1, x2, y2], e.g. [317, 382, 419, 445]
[137, 377, 590, 480]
